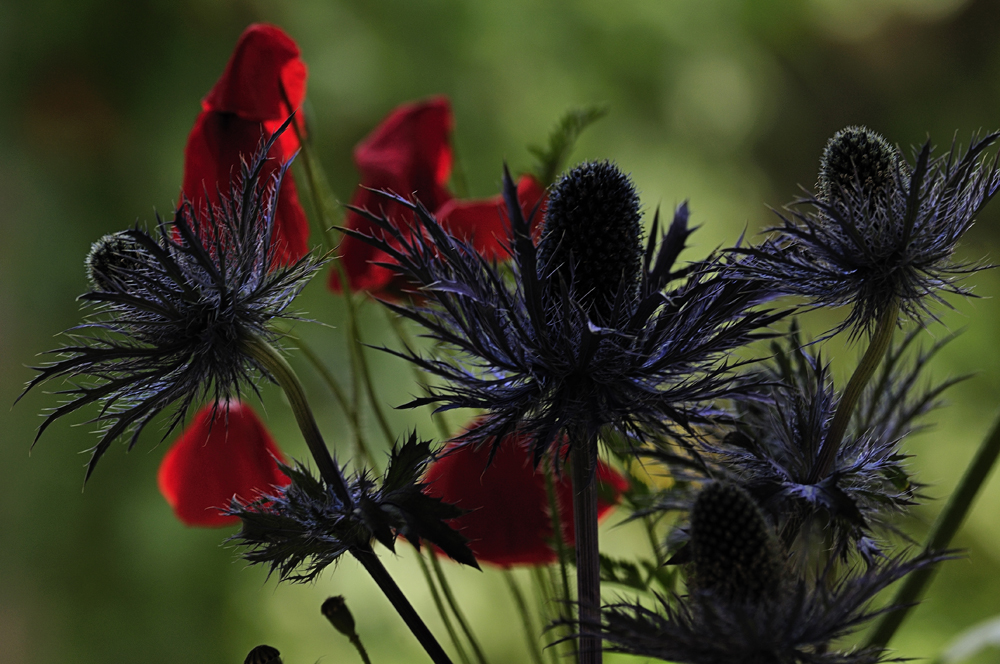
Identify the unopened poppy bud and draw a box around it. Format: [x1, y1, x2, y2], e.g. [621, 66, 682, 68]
[85, 231, 146, 292]
[818, 126, 902, 204]
[322, 595, 357, 637]
[690, 481, 780, 601]
[539, 160, 643, 319]
[244, 644, 282, 664]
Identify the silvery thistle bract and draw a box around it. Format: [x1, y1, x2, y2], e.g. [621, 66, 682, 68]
[22, 123, 324, 479]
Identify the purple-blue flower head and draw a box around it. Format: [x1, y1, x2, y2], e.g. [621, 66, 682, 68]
[341, 161, 785, 462]
[21, 123, 324, 480]
[733, 127, 1000, 337]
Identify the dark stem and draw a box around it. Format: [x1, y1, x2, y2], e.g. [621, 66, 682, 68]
[808, 300, 899, 483]
[570, 435, 602, 664]
[865, 410, 1000, 650]
[244, 335, 452, 664]
[353, 546, 455, 664]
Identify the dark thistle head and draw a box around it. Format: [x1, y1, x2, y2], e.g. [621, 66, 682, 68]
[538, 160, 644, 320]
[689, 482, 780, 601]
[817, 126, 903, 206]
[21, 119, 324, 480]
[730, 129, 1000, 336]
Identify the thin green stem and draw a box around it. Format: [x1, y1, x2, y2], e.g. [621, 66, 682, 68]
[504, 571, 546, 664]
[429, 552, 489, 664]
[290, 332, 375, 469]
[282, 100, 338, 250]
[348, 635, 373, 664]
[417, 550, 472, 664]
[243, 335, 451, 664]
[336, 263, 397, 448]
[542, 457, 577, 663]
[808, 301, 900, 484]
[865, 410, 1000, 650]
[387, 309, 452, 439]
[531, 567, 564, 664]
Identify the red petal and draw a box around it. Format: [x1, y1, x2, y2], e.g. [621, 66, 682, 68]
[330, 97, 454, 296]
[423, 429, 626, 568]
[434, 175, 548, 261]
[202, 24, 307, 122]
[158, 401, 289, 527]
[181, 111, 309, 264]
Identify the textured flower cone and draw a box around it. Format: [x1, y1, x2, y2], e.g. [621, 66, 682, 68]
[423, 436, 627, 567]
[331, 96, 547, 296]
[818, 125, 902, 204]
[690, 482, 780, 601]
[181, 23, 309, 265]
[158, 401, 289, 527]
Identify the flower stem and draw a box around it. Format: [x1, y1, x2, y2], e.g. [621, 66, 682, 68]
[570, 435, 602, 664]
[416, 550, 472, 664]
[542, 457, 575, 628]
[429, 550, 489, 664]
[504, 571, 546, 664]
[243, 335, 452, 664]
[289, 332, 376, 470]
[808, 300, 899, 483]
[864, 410, 1000, 650]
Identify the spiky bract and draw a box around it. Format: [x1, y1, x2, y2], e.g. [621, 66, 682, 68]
[22, 123, 323, 479]
[732, 131, 1000, 337]
[341, 166, 783, 463]
[592, 552, 948, 664]
[646, 325, 958, 563]
[228, 434, 477, 581]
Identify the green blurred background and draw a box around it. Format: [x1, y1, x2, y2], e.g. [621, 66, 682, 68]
[4, 0, 1000, 662]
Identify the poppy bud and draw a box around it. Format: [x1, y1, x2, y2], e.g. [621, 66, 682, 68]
[539, 160, 643, 319]
[321, 595, 357, 637]
[244, 644, 282, 664]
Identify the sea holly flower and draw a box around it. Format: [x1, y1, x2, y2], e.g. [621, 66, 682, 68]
[228, 433, 478, 581]
[158, 400, 289, 527]
[645, 325, 958, 564]
[589, 481, 950, 664]
[22, 125, 324, 479]
[329, 97, 546, 297]
[422, 425, 628, 567]
[342, 161, 782, 460]
[731, 126, 1000, 337]
[182, 23, 310, 265]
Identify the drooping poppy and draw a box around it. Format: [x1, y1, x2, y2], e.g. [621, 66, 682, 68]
[158, 401, 290, 527]
[330, 97, 547, 297]
[423, 429, 628, 568]
[181, 23, 310, 266]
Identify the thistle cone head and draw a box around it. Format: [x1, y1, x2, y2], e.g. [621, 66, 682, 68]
[538, 160, 643, 319]
[818, 126, 902, 203]
[690, 482, 781, 601]
[85, 231, 148, 292]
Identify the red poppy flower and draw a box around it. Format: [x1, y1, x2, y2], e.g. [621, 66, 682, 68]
[330, 97, 547, 296]
[181, 23, 309, 266]
[423, 431, 628, 568]
[158, 401, 290, 527]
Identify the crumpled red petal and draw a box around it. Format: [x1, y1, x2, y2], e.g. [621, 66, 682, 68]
[435, 175, 548, 261]
[158, 401, 290, 527]
[180, 23, 309, 265]
[332, 97, 453, 295]
[423, 433, 628, 568]
[202, 23, 307, 124]
[330, 96, 550, 296]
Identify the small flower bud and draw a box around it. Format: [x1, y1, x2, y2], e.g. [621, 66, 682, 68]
[322, 595, 357, 637]
[85, 231, 147, 292]
[244, 644, 282, 664]
[690, 482, 780, 601]
[817, 126, 902, 204]
[539, 160, 643, 319]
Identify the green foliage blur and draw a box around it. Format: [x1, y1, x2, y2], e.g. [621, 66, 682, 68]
[4, 0, 1000, 662]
